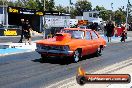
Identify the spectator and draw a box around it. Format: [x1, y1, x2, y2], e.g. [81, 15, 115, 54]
[24, 20, 32, 45]
[120, 30, 126, 42]
[105, 21, 115, 42]
[18, 19, 26, 43]
[121, 23, 127, 39]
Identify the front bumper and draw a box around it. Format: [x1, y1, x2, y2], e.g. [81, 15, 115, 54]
[35, 49, 74, 56]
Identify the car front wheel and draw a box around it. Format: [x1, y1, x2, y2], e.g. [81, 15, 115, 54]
[73, 50, 81, 62]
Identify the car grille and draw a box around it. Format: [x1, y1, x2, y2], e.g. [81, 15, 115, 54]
[42, 45, 61, 50]
[37, 44, 68, 51]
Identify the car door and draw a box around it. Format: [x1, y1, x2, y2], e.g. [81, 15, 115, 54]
[90, 31, 100, 53]
[83, 31, 93, 55]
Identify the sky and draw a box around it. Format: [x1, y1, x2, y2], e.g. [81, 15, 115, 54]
[55, 0, 129, 11]
[11, 0, 129, 11]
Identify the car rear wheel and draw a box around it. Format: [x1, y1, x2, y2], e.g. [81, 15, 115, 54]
[95, 47, 102, 56]
[73, 50, 81, 62]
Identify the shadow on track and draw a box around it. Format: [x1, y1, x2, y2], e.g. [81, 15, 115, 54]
[32, 53, 100, 65]
[32, 57, 73, 65]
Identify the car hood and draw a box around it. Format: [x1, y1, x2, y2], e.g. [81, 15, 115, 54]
[36, 33, 73, 45]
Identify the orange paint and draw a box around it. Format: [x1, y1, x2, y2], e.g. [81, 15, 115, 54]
[36, 28, 106, 57]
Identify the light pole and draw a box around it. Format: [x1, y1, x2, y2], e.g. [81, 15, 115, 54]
[110, 3, 113, 21]
[69, 0, 73, 13]
[43, 0, 45, 11]
[43, 0, 46, 38]
[126, 0, 129, 30]
[2, 0, 5, 26]
[111, 3, 113, 10]
[2, 0, 8, 27]
[69, 0, 71, 13]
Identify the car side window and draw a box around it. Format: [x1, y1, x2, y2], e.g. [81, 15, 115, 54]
[86, 31, 91, 40]
[91, 31, 98, 39]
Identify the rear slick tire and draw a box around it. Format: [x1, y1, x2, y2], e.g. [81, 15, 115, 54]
[95, 47, 102, 56]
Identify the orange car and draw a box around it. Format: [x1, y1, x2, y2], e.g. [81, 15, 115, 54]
[35, 28, 106, 62]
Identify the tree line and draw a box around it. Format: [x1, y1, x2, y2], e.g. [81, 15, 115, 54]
[0, 0, 130, 23]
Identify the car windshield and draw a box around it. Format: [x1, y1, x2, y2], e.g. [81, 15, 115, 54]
[79, 26, 87, 29]
[62, 30, 84, 39]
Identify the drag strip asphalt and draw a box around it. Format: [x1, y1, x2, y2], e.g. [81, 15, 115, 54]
[0, 41, 132, 88]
